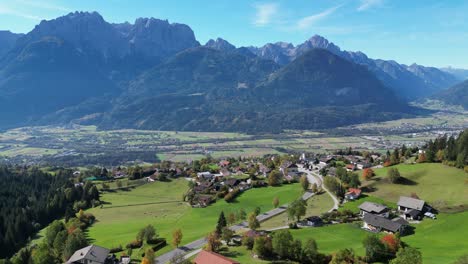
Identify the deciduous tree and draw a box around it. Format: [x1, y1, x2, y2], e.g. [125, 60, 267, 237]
[273, 196, 280, 208]
[248, 212, 260, 230]
[172, 229, 183, 248]
[390, 247, 422, 264]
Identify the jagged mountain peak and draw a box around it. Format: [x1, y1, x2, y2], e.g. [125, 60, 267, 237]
[205, 37, 236, 51]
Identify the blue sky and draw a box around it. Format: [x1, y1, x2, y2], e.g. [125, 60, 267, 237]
[1, 0, 467, 68]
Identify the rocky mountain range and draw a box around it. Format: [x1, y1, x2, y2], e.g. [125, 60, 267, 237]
[0, 31, 23, 58]
[434, 79, 468, 110]
[245, 35, 460, 100]
[0, 11, 466, 132]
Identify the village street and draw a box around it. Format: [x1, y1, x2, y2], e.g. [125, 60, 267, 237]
[298, 166, 339, 212]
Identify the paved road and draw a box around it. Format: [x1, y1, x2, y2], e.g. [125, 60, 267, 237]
[155, 181, 314, 263]
[298, 166, 339, 212]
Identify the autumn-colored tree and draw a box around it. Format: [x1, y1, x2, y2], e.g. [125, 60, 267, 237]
[387, 168, 401, 184]
[248, 212, 260, 230]
[311, 183, 318, 193]
[300, 175, 309, 191]
[410, 193, 420, 199]
[227, 212, 236, 225]
[362, 168, 375, 181]
[381, 234, 400, 253]
[417, 153, 427, 163]
[436, 149, 445, 162]
[141, 257, 150, 264]
[145, 248, 155, 263]
[206, 231, 221, 252]
[172, 229, 183, 248]
[273, 197, 280, 208]
[383, 160, 392, 167]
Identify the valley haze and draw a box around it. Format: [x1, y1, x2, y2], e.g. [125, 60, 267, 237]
[0, 5, 467, 264]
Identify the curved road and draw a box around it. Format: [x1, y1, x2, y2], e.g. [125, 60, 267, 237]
[298, 166, 339, 212]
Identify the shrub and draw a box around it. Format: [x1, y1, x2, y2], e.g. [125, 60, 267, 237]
[151, 239, 167, 252]
[224, 188, 240, 202]
[109, 245, 123, 253]
[125, 240, 142, 249]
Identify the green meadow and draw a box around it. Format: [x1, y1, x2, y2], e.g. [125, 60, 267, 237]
[261, 192, 335, 230]
[368, 163, 468, 209]
[86, 179, 303, 256]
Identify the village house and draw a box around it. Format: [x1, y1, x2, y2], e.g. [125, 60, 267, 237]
[196, 195, 213, 207]
[302, 216, 323, 227]
[345, 188, 362, 201]
[363, 214, 409, 234]
[66, 245, 111, 264]
[280, 162, 299, 175]
[197, 171, 215, 180]
[319, 156, 335, 167]
[345, 164, 356, 172]
[258, 164, 271, 177]
[356, 161, 372, 170]
[194, 250, 240, 264]
[397, 196, 429, 220]
[219, 160, 230, 167]
[359, 202, 390, 218]
[220, 168, 231, 177]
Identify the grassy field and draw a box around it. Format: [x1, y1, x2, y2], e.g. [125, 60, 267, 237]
[367, 163, 468, 209]
[261, 192, 335, 230]
[86, 180, 303, 258]
[290, 223, 368, 256]
[222, 246, 295, 264]
[402, 211, 468, 264]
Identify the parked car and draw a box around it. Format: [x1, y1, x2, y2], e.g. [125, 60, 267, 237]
[424, 212, 436, 219]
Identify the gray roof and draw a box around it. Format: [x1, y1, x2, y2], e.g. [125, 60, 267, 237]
[359, 201, 388, 214]
[398, 196, 425, 211]
[66, 245, 110, 264]
[363, 214, 408, 232]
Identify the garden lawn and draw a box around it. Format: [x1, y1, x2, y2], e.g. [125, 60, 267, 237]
[403, 212, 468, 264]
[221, 246, 296, 263]
[368, 163, 467, 209]
[261, 192, 334, 230]
[289, 223, 367, 255]
[86, 179, 303, 258]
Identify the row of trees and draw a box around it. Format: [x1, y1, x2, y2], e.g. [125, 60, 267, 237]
[8, 211, 95, 264]
[0, 166, 99, 258]
[419, 130, 468, 169]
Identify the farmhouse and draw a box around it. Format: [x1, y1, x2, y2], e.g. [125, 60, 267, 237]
[398, 196, 428, 220]
[359, 202, 389, 217]
[194, 250, 240, 264]
[345, 188, 362, 201]
[66, 245, 110, 264]
[363, 214, 408, 234]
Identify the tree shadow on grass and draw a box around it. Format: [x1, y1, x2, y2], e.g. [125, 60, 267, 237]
[397, 177, 418, 186]
[361, 186, 377, 193]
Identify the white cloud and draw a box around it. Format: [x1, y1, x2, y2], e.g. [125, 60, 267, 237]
[0, 5, 41, 20]
[296, 5, 342, 30]
[253, 3, 278, 27]
[15, 0, 70, 12]
[357, 0, 384, 11]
